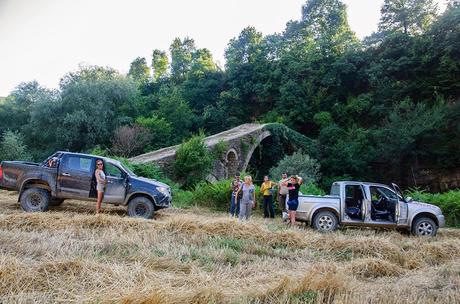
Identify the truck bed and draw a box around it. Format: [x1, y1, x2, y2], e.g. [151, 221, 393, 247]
[0, 161, 51, 191]
[296, 194, 341, 222]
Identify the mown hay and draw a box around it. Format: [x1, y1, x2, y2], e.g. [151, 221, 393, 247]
[348, 258, 404, 278]
[0, 190, 460, 304]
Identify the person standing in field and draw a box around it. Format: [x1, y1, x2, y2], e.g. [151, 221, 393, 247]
[229, 173, 242, 217]
[238, 175, 256, 221]
[285, 175, 303, 226]
[95, 159, 107, 214]
[278, 172, 289, 217]
[260, 175, 276, 218]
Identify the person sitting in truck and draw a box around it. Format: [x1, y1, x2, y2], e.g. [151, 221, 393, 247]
[46, 157, 59, 168]
[284, 175, 303, 226]
[95, 159, 107, 214]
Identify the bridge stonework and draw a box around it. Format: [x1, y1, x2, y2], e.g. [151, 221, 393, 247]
[129, 123, 271, 181]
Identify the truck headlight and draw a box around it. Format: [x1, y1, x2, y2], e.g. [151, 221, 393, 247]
[156, 186, 170, 196]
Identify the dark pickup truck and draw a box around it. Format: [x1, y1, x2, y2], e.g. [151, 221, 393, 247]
[0, 151, 171, 218]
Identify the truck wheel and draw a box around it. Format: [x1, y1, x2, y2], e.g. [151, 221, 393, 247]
[127, 196, 155, 219]
[20, 188, 50, 212]
[312, 210, 338, 233]
[49, 198, 64, 207]
[412, 217, 437, 236]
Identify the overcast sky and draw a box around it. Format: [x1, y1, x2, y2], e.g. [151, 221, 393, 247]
[0, 0, 448, 97]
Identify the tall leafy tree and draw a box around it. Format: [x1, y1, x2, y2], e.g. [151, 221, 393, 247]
[379, 0, 438, 35]
[151, 49, 169, 80]
[225, 26, 263, 68]
[156, 87, 195, 142]
[128, 57, 151, 82]
[57, 66, 139, 152]
[301, 0, 358, 53]
[170, 37, 196, 81]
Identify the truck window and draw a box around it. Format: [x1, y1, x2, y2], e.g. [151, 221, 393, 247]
[62, 155, 92, 173]
[105, 163, 123, 178]
[330, 184, 340, 196]
[370, 187, 397, 201]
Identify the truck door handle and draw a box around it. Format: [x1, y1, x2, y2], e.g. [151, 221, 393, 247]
[62, 173, 71, 177]
[107, 181, 113, 184]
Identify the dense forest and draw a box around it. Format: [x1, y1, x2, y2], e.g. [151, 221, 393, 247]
[0, 0, 459, 191]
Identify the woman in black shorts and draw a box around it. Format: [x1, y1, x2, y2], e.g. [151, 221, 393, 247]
[285, 175, 303, 226]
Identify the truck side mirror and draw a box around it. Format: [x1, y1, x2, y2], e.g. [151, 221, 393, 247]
[406, 196, 413, 202]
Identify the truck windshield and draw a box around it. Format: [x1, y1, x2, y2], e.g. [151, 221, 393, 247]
[330, 184, 340, 196]
[119, 163, 136, 177]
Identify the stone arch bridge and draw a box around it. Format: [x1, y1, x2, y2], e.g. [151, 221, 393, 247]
[130, 123, 271, 181]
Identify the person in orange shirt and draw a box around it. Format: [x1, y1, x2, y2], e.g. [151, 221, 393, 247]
[260, 175, 277, 218]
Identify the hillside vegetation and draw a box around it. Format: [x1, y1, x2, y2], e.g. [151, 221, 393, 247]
[1, 190, 459, 304]
[0, 0, 459, 190]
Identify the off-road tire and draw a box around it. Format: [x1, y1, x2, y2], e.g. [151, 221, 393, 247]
[49, 198, 64, 206]
[412, 217, 437, 237]
[127, 196, 155, 219]
[312, 210, 338, 232]
[20, 188, 50, 212]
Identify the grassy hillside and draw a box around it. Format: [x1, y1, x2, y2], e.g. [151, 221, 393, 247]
[0, 190, 459, 303]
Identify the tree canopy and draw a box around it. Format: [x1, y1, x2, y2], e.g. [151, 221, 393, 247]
[0, 0, 458, 190]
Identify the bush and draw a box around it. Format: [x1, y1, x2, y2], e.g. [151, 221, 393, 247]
[211, 140, 229, 160]
[173, 179, 233, 210]
[300, 183, 326, 196]
[0, 131, 31, 162]
[173, 132, 213, 187]
[269, 151, 321, 185]
[406, 188, 460, 227]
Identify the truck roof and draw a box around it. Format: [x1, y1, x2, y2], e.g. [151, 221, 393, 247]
[333, 181, 394, 188]
[55, 151, 123, 165]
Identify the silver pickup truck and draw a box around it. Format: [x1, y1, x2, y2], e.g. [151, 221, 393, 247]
[296, 181, 445, 236]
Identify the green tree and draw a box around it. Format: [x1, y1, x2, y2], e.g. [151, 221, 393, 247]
[128, 57, 151, 82]
[269, 151, 321, 185]
[156, 87, 195, 142]
[301, 0, 358, 53]
[0, 81, 56, 135]
[379, 0, 438, 35]
[0, 131, 31, 161]
[170, 37, 196, 80]
[152, 49, 169, 80]
[136, 114, 173, 149]
[225, 26, 263, 68]
[190, 48, 217, 75]
[173, 132, 213, 187]
[57, 65, 139, 152]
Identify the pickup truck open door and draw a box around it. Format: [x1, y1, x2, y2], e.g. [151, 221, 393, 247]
[103, 162, 127, 204]
[392, 183, 408, 224]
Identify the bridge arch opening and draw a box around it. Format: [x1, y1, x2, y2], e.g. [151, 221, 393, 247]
[246, 135, 296, 183]
[226, 149, 239, 178]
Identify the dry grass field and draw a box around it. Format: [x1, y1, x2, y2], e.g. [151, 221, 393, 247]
[1, 190, 460, 304]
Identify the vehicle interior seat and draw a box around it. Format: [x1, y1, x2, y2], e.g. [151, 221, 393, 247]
[345, 186, 363, 220]
[371, 189, 393, 221]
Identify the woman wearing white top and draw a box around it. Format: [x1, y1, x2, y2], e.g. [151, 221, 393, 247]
[95, 159, 107, 214]
[237, 176, 256, 220]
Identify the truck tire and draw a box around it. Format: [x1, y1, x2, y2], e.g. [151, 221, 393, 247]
[127, 196, 155, 219]
[20, 188, 50, 212]
[412, 217, 437, 236]
[312, 210, 338, 233]
[49, 198, 64, 207]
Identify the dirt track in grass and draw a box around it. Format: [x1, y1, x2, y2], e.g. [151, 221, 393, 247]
[1, 190, 459, 303]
